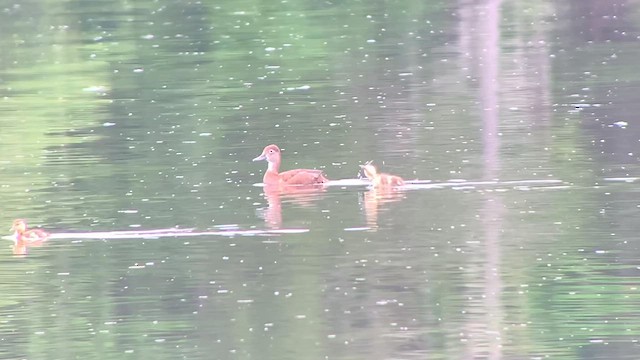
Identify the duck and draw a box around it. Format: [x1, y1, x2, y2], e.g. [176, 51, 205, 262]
[253, 144, 329, 186]
[359, 161, 405, 188]
[11, 219, 49, 242]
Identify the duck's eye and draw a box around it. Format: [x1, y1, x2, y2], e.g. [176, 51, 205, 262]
[269, 149, 274, 153]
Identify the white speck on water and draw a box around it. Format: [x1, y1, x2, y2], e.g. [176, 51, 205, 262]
[154, 339, 166, 343]
[366, 39, 376, 43]
[83, 86, 108, 93]
[295, 315, 306, 319]
[141, 34, 154, 40]
[103, 122, 116, 127]
[344, 227, 370, 231]
[57, 272, 70, 276]
[265, 47, 276, 52]
[237, 299, 254, 303]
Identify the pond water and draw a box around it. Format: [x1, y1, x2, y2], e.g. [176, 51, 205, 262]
[2, 0, 640, 359]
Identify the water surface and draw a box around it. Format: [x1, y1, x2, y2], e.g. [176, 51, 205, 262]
[2, 0, 640, 359]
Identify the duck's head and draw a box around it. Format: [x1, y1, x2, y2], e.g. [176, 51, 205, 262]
[359, 161, 378, 180]
[253, 144, 281, 165]
[11, 219, 27, 233]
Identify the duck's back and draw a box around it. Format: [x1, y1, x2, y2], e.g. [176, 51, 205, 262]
[375, 173, 405, 187]
[21, 229, 49, 242]
[280, 169, 329, 185]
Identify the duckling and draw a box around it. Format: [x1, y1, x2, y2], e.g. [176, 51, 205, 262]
[359, 161, 405, 188]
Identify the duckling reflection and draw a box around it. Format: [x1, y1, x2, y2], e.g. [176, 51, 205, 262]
[358, 161, 407, 229]
[258, 184, 327, 229]
[359, 187, 406, 230]
[11, 237, 46, 256]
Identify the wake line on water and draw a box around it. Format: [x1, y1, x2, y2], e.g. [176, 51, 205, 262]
[604, 177, 640, 183]
[401, 178, 566, 190]
[3, 180, 565, 242]
[254, 178, 567, 189]
[3, 227, 309, 241]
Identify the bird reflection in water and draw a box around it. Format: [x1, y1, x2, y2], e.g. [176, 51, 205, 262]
[359, 187, 406, 230]
[258, 184, 327, 229]
[11, 237, 46, 256]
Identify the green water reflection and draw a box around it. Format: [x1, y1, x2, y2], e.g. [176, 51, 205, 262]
[2, 0, 640, 359]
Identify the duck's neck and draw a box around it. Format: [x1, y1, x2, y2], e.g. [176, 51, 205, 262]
[267, 160, 280, 174]
[263, 160, 281, 185]
[364, 168, 377, 180]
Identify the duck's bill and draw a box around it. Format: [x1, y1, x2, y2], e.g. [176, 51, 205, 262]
[252, 154, 266, 162]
